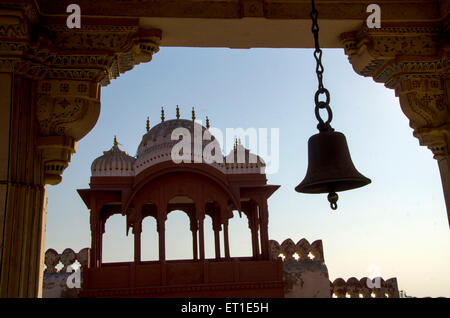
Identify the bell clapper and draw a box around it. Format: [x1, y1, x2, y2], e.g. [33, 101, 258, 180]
[328, 192, 338, 210]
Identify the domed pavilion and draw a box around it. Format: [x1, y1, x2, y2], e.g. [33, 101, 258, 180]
[77, 107, 283, 297]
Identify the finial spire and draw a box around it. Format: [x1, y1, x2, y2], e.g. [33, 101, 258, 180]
[176, 105, 180, 119]
[233, 138, 237, 151]
[238, 138, 242, 146]
[191, 107, 196, 121]
[146, 116, 150, 132]
[206, 116, 210, 129]
[114, 135, 118, 147]
[161, 107, 165, 122]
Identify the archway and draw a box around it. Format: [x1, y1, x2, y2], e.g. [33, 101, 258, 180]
[102, 214, 133, 263]
[203, 215, 216, 259]
[165, 210, 193, 260]
[227, 210, 253, 258]
[141, 216, 158, 262]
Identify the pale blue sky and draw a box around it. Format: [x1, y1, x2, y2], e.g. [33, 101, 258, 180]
[45, 47, 450, 297]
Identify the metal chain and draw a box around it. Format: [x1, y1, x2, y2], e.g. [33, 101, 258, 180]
[310, 0, 333, 132]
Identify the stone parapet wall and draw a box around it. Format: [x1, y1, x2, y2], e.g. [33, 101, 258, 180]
[43, 248, 89, 298]
[43, 244, 400, 299]
[269, 238, 324, 262]
[269, 239, 400, 298]
[269, 238, 330, 298]
[330, 277, 400, 298]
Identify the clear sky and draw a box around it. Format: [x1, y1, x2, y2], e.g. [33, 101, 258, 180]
[45, 47, 450, 298]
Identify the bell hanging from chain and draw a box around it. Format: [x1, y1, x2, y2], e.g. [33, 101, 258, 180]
[295, 128, 371, 210]
[296, 0, 371, 210]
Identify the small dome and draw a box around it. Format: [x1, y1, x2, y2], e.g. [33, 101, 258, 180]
[225, 142, 265, 174]
[91, 137, 136, 177]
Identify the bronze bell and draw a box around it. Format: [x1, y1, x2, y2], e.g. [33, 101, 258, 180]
[295, 129, 371, 209]
[298, 0, 371, 210]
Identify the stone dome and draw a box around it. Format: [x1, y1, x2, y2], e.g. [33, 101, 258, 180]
[91, 137, 136, 177]
[137, 119, 206, 156]
[135, 118, 222, 175]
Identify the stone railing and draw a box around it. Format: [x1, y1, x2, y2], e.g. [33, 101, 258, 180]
[43, 248, 90, 298]
[330, 277, 400, 298]
[269, 238, 324, 262]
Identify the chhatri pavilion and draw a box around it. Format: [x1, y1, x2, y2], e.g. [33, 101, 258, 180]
[76, 107, 283, 297]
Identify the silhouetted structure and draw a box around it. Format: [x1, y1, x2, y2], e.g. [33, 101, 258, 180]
[77, 112, 283, 297]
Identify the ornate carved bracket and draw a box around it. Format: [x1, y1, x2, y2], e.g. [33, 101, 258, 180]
[340, 24, 449, 160]
[0, 6, 161, 184]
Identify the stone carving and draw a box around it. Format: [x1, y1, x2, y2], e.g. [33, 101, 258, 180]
[37, 96, 91, 136]
[0, 11, 28, 38]
[394, 76, 449, 160]
[340, 26, 442, 80]
[0, 7, 161, 185]
[341, 23, 450, 225]
[330, 277, 400, 298]
[340, 25, 449, 157]
[50, 29, 137, 52]
[269, 238, 324, 262]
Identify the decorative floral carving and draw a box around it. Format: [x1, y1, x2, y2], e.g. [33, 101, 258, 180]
[341, 24, 449, 162]
[37, 95, 90, 136]
[0, 13, 28, 38]
[53, 31, 136, 51]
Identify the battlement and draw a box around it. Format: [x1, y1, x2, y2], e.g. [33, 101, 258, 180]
[269, 238, 324, 263]
[330, 277, 400, 298]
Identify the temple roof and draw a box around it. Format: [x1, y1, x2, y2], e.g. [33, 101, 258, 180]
[91, 137, 136, 177]
[91, 107, 266, 177]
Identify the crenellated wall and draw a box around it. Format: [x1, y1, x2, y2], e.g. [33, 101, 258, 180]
[269, 238, 324, 262]
[330, 277, 400, 298]
[269, 238, 330, 298]
[269, 239, 400, 298]
[43, 248, 89, 298]
[43, 242, 400, 298]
